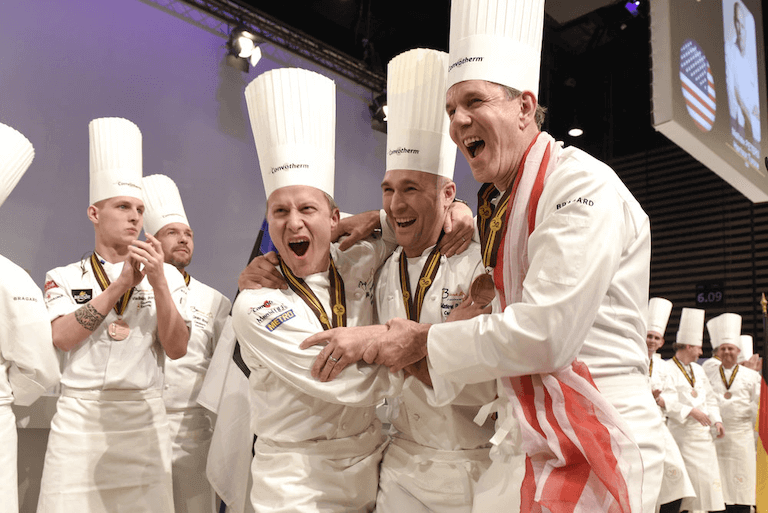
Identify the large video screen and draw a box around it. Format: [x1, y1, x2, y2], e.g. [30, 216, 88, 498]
[651, 0, 767, 202]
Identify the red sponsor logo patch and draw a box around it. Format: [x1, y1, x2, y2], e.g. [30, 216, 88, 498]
[44, 280, 58, 291]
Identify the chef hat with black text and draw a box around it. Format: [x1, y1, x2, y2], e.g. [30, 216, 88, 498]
[386, 48, 457, 179]
[0, 122, 34, 209]
[706, 313, 742, 351]
[676, 307, 705, 347]
[244, 68, 335, 199]
[647, 297, 673, 336]
[142, 174, 190, 235]
[89, 117, 143, 205]
[447, 0, 545, 96]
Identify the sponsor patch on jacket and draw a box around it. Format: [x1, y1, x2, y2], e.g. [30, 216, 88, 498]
[13, 296, 38, 302]
[71, 289, 93, 304]
[44, 280, 58, 292]
[266, 310, 295, 331]
[191, 306, 213, 329]
[249, 301, 291, 326]
[441, 288, 466, 317]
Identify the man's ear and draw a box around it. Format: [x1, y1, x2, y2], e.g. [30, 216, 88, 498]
[330, 207, 341, 230]
[519, 91, 538, 128]
[443, 180, 457, 207]
[87, 204, 99, 224]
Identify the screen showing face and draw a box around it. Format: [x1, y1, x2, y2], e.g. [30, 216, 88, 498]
[652, 0, 768, 202]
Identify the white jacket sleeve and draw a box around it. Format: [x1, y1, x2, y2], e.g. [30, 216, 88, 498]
[427, 158, 630, 382]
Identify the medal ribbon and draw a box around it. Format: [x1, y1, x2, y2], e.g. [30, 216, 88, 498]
[279, 256, 346, 330]
[398, 233, 444, 322]
[89, 253, 135, 316]
[182, 270, 191, 286]
[649, 358, 653, 378]
[672, 356, 696, 389]
[719, 364, 739, 390]
[476, 183, 512, 269]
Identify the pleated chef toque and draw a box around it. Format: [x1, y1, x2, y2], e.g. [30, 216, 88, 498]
[386, 48, 457, 179]
[676, 307, 705, 347]
[447, 0, 546, 95]
[89, 117, 143, 205]
[647, 297, 673, 336]
[244, 68, 335, 199]
[0, 122, 34, 208]
[142, 174, 190, 235]
[706, 313, 742, 350]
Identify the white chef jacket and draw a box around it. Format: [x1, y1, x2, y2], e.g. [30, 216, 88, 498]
[232, 237, 402, 512]
[662, 358, 725, 511]
[705, 362, 760, 505]
[702, 356, 722, 376]
[44, 254, 190, 390]
[374, 242, 496, 512]
[0, 255, 61, 513]
[164, 276, 230, 409]
[425, 146, 664, 512]
[164, 275, 231, 513]
[38, 254, 190, 513]
[649, 354, 696, 505]
[0, 254, 60, 407]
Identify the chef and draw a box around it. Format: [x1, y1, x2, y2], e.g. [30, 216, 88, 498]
[143, 173, 231, 513]
[705, 313, 760, 513]
[0, 122, 61, 512]
[661, 307, 725, 513]
[303, 0, 664, 510]
[646, 297, 695, 512]
[231, 67, 404, 512]
[371, 47, 497, 513]
[37, 117, 190, 512]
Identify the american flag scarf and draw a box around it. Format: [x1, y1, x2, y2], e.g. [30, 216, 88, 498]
[493, 132, 643, 512]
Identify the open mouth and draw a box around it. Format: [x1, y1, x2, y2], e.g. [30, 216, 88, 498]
[464, 136, 485, 158]
[396, 218, 416, 228]
[289, 239, 310, 256]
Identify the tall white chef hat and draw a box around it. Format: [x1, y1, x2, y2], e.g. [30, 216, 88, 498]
[676, 307, 705, 347]
[245, 68, 335, 199]
[706, 313, 742, 351]
[89, 117, 143, 205]
[738, 335, 753, 363]
[142, 174, 190, 235]
[647, 297, 673, 336]
[386, 48, 457, 178]
[447, 0, 545, 95]
[0, 122, 34, 209]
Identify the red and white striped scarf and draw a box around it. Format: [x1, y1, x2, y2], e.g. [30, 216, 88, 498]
[494, 132, 643, 513]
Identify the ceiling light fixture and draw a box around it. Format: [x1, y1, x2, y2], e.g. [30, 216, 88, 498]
[226, 27, 262, 73]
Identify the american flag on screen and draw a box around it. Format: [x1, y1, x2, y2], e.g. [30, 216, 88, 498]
[680, 39, 716, 132]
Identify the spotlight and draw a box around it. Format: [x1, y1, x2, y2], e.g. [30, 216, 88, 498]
[624, 1, 640, 17]
[369, 92, 387, 133]
[568, 127, 584, 137]
[226, 27, 261, 72]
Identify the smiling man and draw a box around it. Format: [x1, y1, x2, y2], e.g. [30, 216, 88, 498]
[230, 67, 404, 512]
[143, 173, 231, 513]
[704, 313, 760, 513]
[38, 118, 190, 513]
[307, 0, 663, 511]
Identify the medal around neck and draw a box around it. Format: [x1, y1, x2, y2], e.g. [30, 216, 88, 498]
[470, 273, 496, 308]
[108, 319, 130, 341]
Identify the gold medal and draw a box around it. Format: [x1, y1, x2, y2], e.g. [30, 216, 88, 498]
[108, 319, 130, 341]
[471, 273, 496, 308]
[691, 389, 698, 398]
[724, 391, 732, 399]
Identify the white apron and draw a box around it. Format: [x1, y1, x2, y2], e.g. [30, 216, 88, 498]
[0, 405, 18, 513]
[249, 422, 386, 513]
[167, 408, 215, 513]
[656, 423, 696, 506]
[37, 388, 174, 513]
[376, 437, 490, 513]
[668, 420, 725, 512]
[715, 420, 756, 505]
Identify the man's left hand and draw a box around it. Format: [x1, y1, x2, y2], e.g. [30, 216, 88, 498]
[715, 422, 725, 438]
[300, 324, 387, 381]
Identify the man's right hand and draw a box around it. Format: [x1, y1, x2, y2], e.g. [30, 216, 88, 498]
[238, 252, 286, 291]
[689, 408, 711, 427]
